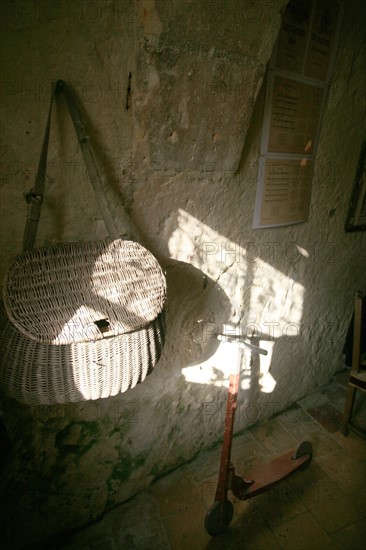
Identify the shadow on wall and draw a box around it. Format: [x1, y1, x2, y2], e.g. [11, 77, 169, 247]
[161, 207, 308, 392]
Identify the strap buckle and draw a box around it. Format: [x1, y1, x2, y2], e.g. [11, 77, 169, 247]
[25, 189, 43, 205]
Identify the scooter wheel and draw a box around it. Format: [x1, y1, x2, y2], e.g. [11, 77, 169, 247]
[204, 499, 234, 536]
[293, 441, 313, 469]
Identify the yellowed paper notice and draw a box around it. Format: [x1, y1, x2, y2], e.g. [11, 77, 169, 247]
[268, 76, 323, 155]
[260, 158, 314, 226]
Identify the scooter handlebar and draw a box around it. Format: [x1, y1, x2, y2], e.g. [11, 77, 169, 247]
[216, 334, 268, 355]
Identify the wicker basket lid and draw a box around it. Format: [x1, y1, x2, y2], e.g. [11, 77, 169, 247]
[3, 239, 166, 345]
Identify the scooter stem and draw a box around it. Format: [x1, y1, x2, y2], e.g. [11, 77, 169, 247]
[213, 335, 264, 504]
[214, 355, 241, 502]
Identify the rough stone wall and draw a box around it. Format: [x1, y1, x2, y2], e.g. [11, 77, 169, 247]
[0, 0, 365, 546]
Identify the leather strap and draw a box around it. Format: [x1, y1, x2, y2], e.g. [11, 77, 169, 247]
[23, 79, 121, 251]
[23, 81, 58, 251]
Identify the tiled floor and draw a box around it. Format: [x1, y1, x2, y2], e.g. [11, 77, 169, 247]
[59, 370, 366, 550]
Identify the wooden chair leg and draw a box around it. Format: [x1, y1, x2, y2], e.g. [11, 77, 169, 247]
[340, 385, 356, 435]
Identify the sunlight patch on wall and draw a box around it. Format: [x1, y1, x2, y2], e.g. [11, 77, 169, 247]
[182, 339, 240, 389]
[168, 209, 305, 392]
[248, 257, 305, 333]
[167, 208, 248, 279]
[258, 340, 276, 393]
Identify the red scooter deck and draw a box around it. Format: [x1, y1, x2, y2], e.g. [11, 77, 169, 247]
[242, 448, 311, 499]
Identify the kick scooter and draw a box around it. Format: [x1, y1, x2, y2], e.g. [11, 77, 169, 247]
[205, 333, 312, 536]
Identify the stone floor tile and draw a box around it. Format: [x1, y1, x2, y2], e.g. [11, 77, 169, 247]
[253, 479, 307, 527]
[297, 391, 331, 411]
[275, 403, 314, 430]
[286, 459, 328, 492]
[249, 418, 297, 456]
[295, 476, 362, 534]
[230, 494, 259, 522]
[196, 473, 220, 510]
[57, 533, 116, 550]
[149, 465, 203, 518]
[331, 430, 366, 461]
[314, 447, 366, 497]
[209, 499, 282, 550]
[161, 503, 215, 550]
[283, 420, 343, 458]
[187, 447, 221, 484]
[230, 436, 269, 477]
[231, 428, 256, 449]
[349, 486, 366, 515]
[306, 402, 343, 433]
[318, 380, 349, 413]
[204, 538, 229, 550]
[58, 492, 170, 550]
[224, 522, 282, 550]
[273, 512, 337, 550]
[330, 518, 366, 550]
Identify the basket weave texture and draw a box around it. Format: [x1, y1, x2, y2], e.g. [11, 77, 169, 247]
[0, 80, 167, 404]
[3, 239, 166, 346]
[0, 300, 165, 405]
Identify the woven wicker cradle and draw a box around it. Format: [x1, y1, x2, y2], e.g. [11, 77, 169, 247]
[0, 80, 166, 405]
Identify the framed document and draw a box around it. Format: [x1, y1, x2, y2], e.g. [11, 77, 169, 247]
[253, 0, 343, 228]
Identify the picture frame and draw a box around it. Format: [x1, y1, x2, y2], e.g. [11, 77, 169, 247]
[345, 140, 366, 232]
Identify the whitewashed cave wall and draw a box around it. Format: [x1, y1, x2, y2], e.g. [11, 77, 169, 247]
[0, 0, 365, 546]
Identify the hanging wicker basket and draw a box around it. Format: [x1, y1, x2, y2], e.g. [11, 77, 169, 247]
[0, 80, 166, 405]
[0, 301, 165, 405]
